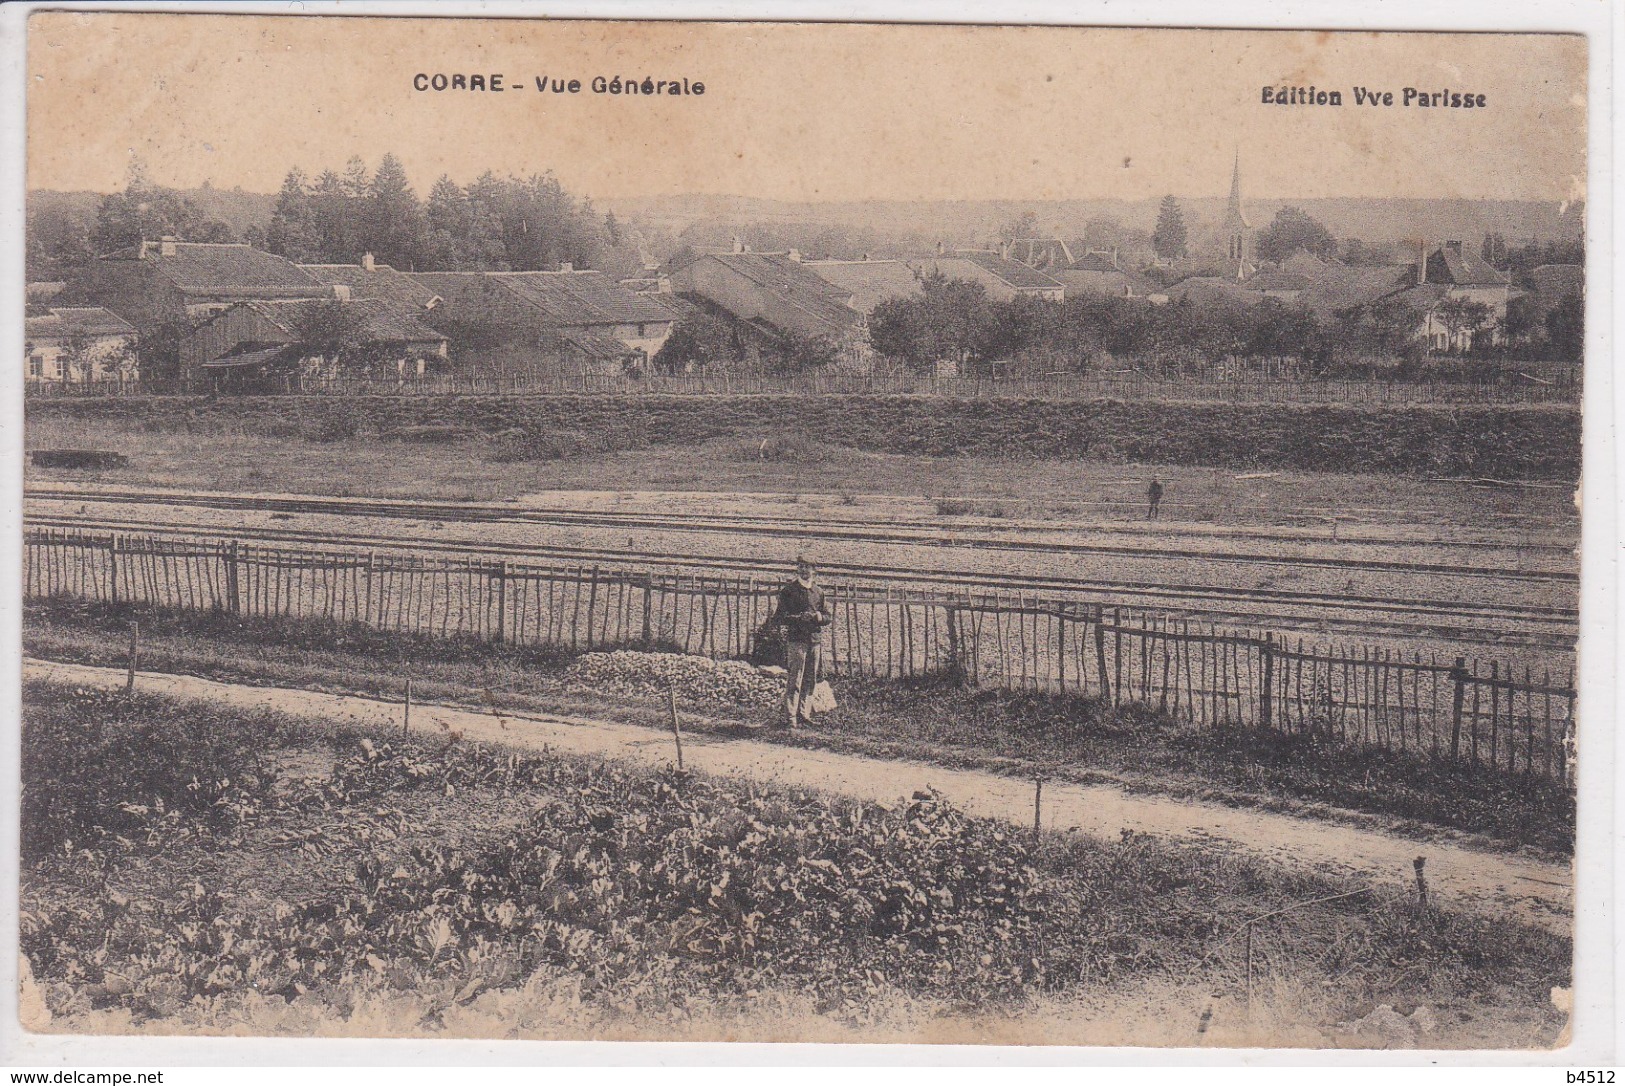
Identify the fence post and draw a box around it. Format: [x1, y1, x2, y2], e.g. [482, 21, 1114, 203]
[108, 534, 120, 606]
[1260, 633, 1275, 730]
[492, 561, 507, 644]
[641, 573, 654, 646]
[125, 620, 140, 693]
[945, 603, 964, 687]
[1449, 657, 1467, 761]
[1094, 606, 1111, 705]
[584, 565, 600, 649]
[224, 540, 241, 615]
[667, 684, 685, 772]
[1055, 608, 1067, 692]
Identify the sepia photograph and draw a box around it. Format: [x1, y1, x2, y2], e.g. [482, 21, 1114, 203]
[7, 8, 1604, 1055]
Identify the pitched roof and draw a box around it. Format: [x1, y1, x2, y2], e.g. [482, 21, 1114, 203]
[695, 253, 862, 337]
[1005, 239, 1075, 270]
[555, 328, 639, 360]
[1425, 243, 1509, 287]
[300, 263, 442, 308]
[946, 250, 1065, 291]
[1387, 283, 1453, 312]
[25, 306, 138, 339]
[224, 298, 448, 346]
[801, 259, 923, 313]
[201, 344, 299, 369]
[1247, 270, 1314, 293]
[1291, 265, 1417, 317]
[1069, 250, 1127, 274]
[1163, 276, 1258, 306]
[491, 271, 678, 326]
[1054, 269, 1158, 299]
[104, 242, 328, 299]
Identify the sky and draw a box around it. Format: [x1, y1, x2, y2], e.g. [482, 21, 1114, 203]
[26, 13, 1588, 204]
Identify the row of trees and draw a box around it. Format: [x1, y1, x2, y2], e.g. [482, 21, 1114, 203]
[24, 155, 627, 282]
[265, 155, 621, 273]
[650, 255, 1583, 377]
[866, 275, 1427, 374]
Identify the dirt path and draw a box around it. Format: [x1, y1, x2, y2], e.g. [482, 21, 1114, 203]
[28, 657, 1573, 934]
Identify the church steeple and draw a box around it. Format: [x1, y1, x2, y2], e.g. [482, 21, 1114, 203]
[1222, 150, 1251, 268]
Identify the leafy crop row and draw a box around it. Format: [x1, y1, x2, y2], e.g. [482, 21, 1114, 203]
[21, 682, 1570, 1032]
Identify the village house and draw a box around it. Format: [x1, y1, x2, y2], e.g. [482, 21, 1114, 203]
[24, 307, 139, 386]
[666, 249, 874, 369]
[1282, 242, 1513, 353]
[1053, 248, 1162, 301]
[299, 254, 446, 310]
[1407, 240, 1515, 352]
[78, 238, 332, 334]
[909, 248, 1065, 302]
[800, 257, 924, 315]
[411, 268, 677, 377]
[179, 296, 449, 390]
[1003, 238, 1075, 271]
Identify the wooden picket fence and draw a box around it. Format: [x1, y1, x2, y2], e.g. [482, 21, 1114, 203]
[24, 364, 1579, 404]
[24, 527, 1575, 783]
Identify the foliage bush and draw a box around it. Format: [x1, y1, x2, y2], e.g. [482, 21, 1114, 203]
[19, 683, 309, 861]
[19, 681, 1572, 1033]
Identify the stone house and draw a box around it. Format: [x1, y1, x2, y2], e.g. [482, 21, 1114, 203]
[411, 268, 677, 377]
[24, 307, 139, 385]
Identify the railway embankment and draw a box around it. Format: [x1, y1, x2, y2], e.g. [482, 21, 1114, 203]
[29, 394, 1581, 480]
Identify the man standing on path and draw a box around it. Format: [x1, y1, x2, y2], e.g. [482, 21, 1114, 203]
[771, 555, 831, 729]
[1147, 477, 1164, 520]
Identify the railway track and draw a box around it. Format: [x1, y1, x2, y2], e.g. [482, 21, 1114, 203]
[25, 487, 1578, 583]
[25, 512, 1579, 653]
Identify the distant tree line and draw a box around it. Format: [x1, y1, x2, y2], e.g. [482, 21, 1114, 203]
[265, 154, 615, 272]
[24, 154, 628, 281]
[864, 275, 1429, 375]
[26, 161, 240, 282]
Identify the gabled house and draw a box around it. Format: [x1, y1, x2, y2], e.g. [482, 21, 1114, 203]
[1246, 251, 1347, 303]
[666, 250, 875, 369]
[800, 257, 924, 314]
[81, 239, 331, 334]
[411, 268, 677, 377]
[24, 307, 139, 385]
[1004, 238, 1075, 271]
[180, 297, 449, 389]
[299, 254, 445, 310]
[910, 249, 1065, 302]
[1408, 241, 1514, 352]
[1054, 249, 1162, 301]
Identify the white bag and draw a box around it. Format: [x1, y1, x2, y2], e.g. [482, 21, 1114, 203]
[805, 680, 838, 714]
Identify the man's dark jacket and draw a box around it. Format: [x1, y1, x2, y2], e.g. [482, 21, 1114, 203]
[774, 579, 831, 644]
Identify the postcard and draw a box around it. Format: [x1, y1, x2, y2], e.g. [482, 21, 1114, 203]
[13, 10, 1594, 1053]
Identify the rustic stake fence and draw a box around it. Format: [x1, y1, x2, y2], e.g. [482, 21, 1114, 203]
[24, 527, 1575, 783]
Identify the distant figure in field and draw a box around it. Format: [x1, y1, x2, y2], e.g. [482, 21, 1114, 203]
[770, 555, 832, 729]
[1147, 478, 1164, 520]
